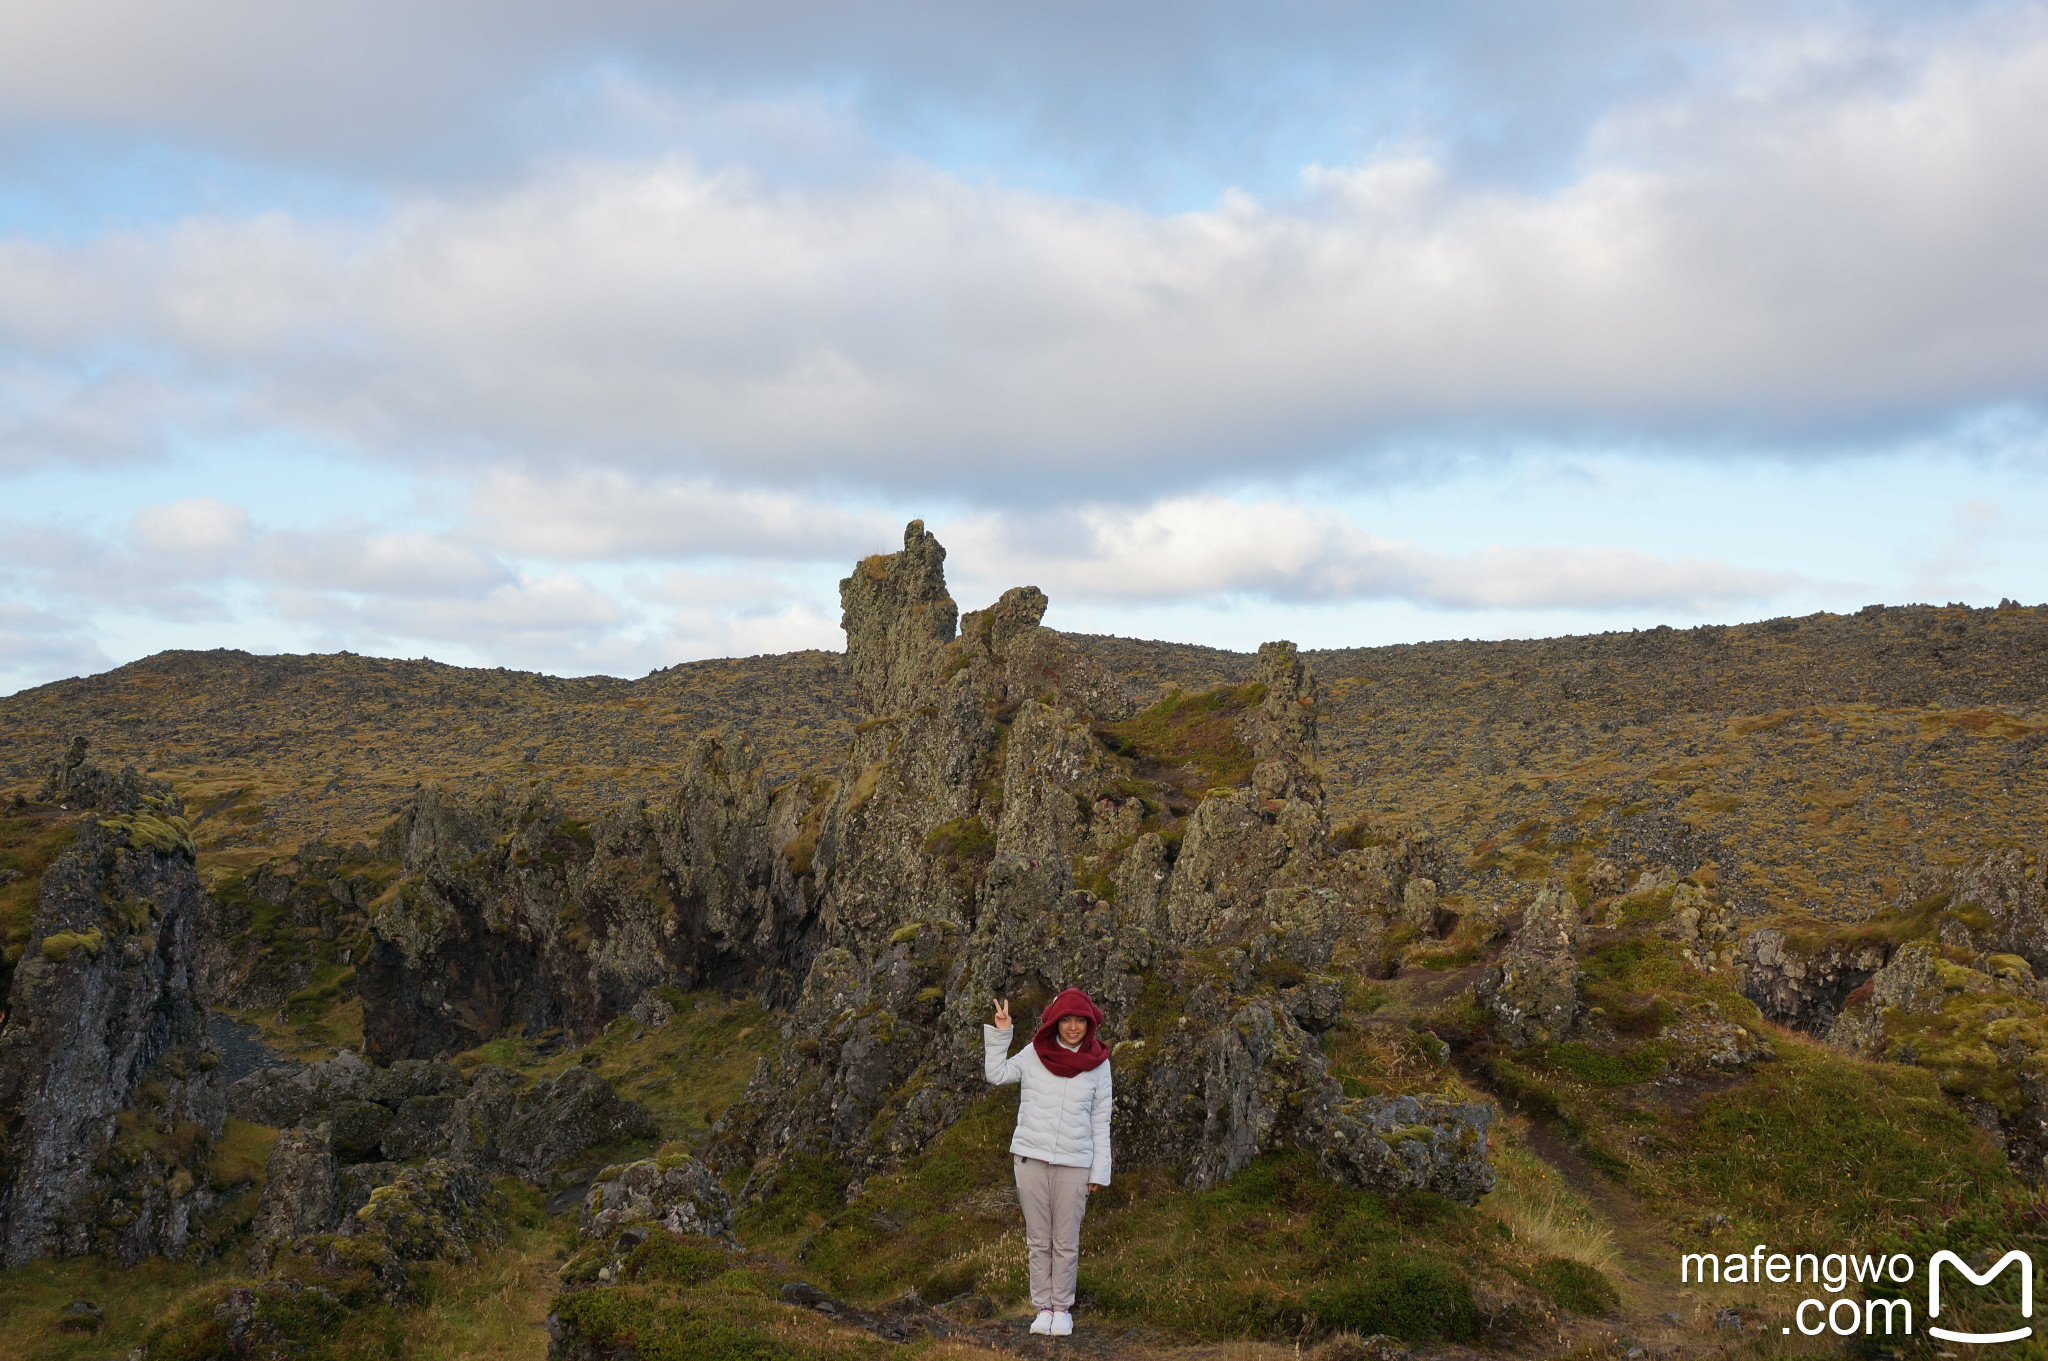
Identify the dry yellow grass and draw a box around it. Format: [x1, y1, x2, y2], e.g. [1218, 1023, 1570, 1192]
[408, 1241, 561, 1361]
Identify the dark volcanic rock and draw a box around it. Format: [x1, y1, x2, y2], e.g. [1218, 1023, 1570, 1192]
[712, 524, 1495, 1203]
[0, 765, 225, 1266]
[350, 1158, 506, 1263]
[1736, 927, 1890, 1035]
[337, 522, 1494, 1206]
[228, 1052, 467, 1162]
[1477, 879, 1584, 1047]
[248, 1124, 339, 1269]
[496, 1066, 660, 1185]
[358, 731, 807, 1060]
[195, 840, 389, 1014]
[230, 1052, 656, 1187]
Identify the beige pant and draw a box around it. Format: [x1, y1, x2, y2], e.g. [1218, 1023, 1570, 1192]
[1014, 1154, 1091, 1311]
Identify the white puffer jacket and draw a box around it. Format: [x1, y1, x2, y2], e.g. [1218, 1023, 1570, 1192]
[984, 1025, 1112, 1185]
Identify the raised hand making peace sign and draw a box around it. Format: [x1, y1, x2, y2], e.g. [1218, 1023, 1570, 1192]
[991, 998, 1012, 1031]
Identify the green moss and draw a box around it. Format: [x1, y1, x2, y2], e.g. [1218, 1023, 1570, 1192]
[0, 1254, 232, 1361]
[40, 927, 104, 963]
[921, 816, 994, 899]
[1078, 1153, 1494, 1343]
[1095, 682, 1264, 788]
[208, 1118, 278, 1191]
[1071, 853, 1119, 902]
[1667, 1044, 2010, 1236]
[1529, 1041, 1670, 1087]
[1861, 1186, 2048, 1348]
[551, 1286, 893, 1361]
[1874, 975, 2048, 1116]
[95, 811, 197, 859]
[623, 1234, 733, 1286]
[139, 1282, 404, 1361]
[745, 1095, 1015, 1297]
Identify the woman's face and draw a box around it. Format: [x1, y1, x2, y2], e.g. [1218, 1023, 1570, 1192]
[1058, 1015, 1089, 1045]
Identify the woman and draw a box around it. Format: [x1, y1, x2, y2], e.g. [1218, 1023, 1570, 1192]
[984, 988, 1112, 1338]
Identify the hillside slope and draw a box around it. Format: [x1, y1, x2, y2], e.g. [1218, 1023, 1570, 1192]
[6, 604, 2044, 921]
[8, 550, 2048, 1359]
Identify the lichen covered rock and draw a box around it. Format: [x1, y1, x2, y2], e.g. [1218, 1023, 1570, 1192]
[0, 760, 226, 1267]
[248, 1123, 339, 1269]
[1736, 926, 1890, 1036]
[1309, 1093, 1496, 1206]
[358, 729, 807, 1059]
[232, 1055, 656, 1188]
[580, 1154, 734, 1242]
[348, 1157, 506, 1264]
[1476, 880, 1583, 1047]
[710, 525, 1495, 1204]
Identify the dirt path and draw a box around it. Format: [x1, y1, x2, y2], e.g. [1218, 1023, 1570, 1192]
[1515, 1117, 1690, 1323]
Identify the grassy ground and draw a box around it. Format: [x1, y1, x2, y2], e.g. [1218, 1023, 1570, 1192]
[3, 966, 2017, 1358]
[0, 1254, 238, 1360]
[12, 609, 2043, 934]
[0, 649, 859, 854]
[738, 1087, 1618, 1348]
[449, 987, 778, 1154]
[1471, 932, 2012, 1250]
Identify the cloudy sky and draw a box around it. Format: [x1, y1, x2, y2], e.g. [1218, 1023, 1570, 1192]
[3, 0, 2046, 692]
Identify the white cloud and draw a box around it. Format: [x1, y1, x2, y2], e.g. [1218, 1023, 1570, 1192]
[467, 470, 898, 561]
[0, 0, 1818, 189]
[654, 602, 843, 661]
[2, 12, 2045, 492]
[0, 362, 210, 471]
[130, 497, 251, 555]
[0, 519, 234, 620]
[270, 570, 623, 642]
[253, 527, 509, 597]
[0, 600, 111, 695]
[947, 497, 1791, 612]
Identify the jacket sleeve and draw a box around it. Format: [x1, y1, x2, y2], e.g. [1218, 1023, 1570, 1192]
[1090, 1062, 1113, 1185]
[984, 1025, 1024, 1085]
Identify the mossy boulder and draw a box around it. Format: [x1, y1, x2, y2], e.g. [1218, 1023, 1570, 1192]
[580, 1153, 735, 1242]
[348, 1157, 506, 1264]
[1476, 880, 1582, 1047]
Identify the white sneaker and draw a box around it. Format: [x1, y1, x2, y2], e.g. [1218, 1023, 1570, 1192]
[1030, 1310, 1054, 1335]
[1050, 1311, 1073, 1336]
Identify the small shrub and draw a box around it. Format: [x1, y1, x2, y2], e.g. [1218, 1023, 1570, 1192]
[624, 1233, 732, 1286]
[1528, 1256, 1619, 1315]
[1305, 1255, 1479, 1343]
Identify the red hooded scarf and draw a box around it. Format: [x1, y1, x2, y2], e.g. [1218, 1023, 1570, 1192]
[1032, 988, 1109, 1078]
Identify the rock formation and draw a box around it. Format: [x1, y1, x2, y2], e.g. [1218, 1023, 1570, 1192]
[709, 523, 1494, 1202]
[230, 1051, 656, 1191]
[342, 522, 1494, 1205]
[1476, 880, 1583, 1047]
[0, 755, 228, 1266]
[580, 1154, 734, 1243]
[1727, 846, 2048, 1178]
[358, 733, 808, 1060]
[1735, 927, 1890, 1036]
[248, 1124, 340, 1268]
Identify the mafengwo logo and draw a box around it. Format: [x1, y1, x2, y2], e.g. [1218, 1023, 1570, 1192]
[1681, 1246, 2036, 1341]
